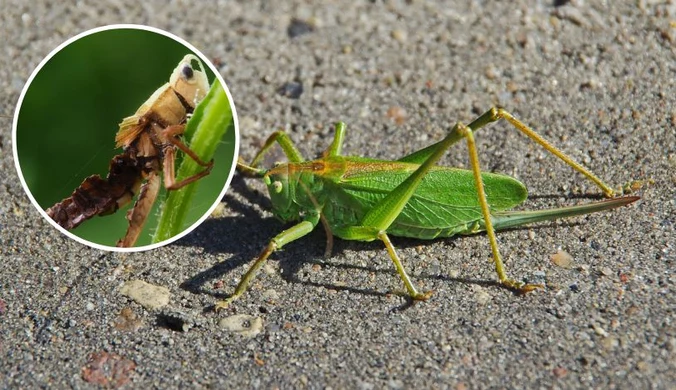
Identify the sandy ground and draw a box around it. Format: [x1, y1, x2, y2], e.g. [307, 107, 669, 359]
[1, 1, 674, 388]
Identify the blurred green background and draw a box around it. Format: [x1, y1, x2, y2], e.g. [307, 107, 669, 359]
[17, 28, 236, 247]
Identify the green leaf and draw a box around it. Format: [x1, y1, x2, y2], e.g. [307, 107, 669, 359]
[152, 82, 232, 243]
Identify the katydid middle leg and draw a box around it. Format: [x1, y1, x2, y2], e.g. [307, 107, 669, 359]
[456, 123, 542, 291]
[336, 121, 480, 299]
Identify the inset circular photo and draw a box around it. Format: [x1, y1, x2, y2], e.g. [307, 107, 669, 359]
[13, 25, 238, 251]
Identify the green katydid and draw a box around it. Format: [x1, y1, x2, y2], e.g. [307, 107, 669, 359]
[216, 107, 639, 309]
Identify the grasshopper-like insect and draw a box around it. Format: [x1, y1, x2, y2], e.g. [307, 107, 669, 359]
[46, 54, 213, 247]
[218, 108, 639, 308]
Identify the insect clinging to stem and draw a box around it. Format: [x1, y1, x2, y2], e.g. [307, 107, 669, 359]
[217, 107, 641, 308]
[46, 54, 214, 247]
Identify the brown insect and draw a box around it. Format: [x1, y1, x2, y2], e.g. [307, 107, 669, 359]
[46, 54, 214, 247]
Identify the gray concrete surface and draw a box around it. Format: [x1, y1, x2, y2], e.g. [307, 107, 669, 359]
[1, 1, 674, 388]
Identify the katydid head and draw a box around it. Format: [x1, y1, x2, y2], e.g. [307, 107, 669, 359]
[170, 54, 210, 107]
[263, 164, 302, 222]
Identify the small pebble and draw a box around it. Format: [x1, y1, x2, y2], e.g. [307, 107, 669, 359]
[472, 286, 492, 305]
[263, 289, 280, 301]
[601, 336, 618, 350]
[592, 324, 608, 337]
[218, 314, 264, 338]
[113, 307, 143, 332]
[287, 18, 316, 38]
[81, 352, 136, 387]
[278, 82, 303, 99]
[210, 202, 226, 217]
[386, 106, 407, 125]
[637, 361, 651, 373]
[551, 250, 574, 269]
[625, 306, 640, 316]
[264, 263, 277, 275]
[391, 29, 407, 43]
[552, 366, 568, 378]
[119, 280, 170, 310]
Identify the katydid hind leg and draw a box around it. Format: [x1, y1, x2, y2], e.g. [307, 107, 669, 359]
[457, 123, 543, 292]
[468, 107, 618, 197]
[360, 122, 470, 232]
[215, 218, 318, 310]
[117, 172, 161, 247]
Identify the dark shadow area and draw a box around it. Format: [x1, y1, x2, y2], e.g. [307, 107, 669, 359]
[175, 174, 327, 300]
[156, 313, 188, 332]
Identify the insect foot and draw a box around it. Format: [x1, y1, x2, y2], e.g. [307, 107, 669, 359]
[413, 290, 434, 301]
[214, 298, 235, 312]
[501, 279, 544, 294]
[391, 289, 434, 301]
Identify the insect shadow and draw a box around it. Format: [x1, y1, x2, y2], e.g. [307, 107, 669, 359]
[179, 173, 592, 308]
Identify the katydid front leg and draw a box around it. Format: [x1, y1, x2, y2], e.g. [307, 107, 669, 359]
[237, 130, 336, 257]
[215, 214, 319, 310]
[250, 130, 305, 167]
[235, 131, 304, 182]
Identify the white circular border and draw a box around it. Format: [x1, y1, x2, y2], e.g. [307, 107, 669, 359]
[12, 24, 240, 253]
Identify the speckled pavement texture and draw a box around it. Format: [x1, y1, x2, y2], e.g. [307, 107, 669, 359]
[1, 1, 674, 388]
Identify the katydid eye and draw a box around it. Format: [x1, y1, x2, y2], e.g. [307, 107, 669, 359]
[182, 65, 194, 80]
[272, 181, 283, 193]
